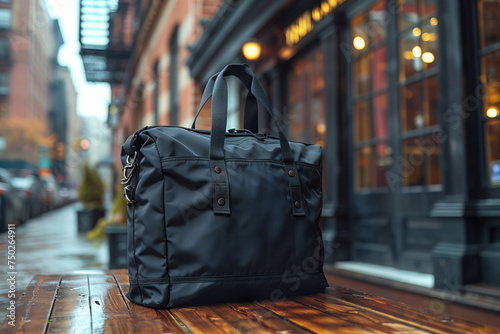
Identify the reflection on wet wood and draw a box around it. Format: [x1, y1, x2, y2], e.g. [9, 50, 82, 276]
[326, 286, 500, 334]
[45, 275, 92, 333]
[1, 274, 61, 333]
[1, 270, 499, 333]
[292, 294, 432, 334]
[257, 299, 375, 334]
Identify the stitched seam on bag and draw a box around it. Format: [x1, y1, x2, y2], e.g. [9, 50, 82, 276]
[146, 132, 172, 305]
[130, 278, 170, 284]
[131, 200, 144, 303]
[169, 272, 323, 284]
[161, 156, 321, 172]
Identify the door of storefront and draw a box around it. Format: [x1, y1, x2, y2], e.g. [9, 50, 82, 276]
[346, 0, 444, 272]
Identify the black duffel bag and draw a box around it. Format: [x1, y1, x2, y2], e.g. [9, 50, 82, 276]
[121, 64, 328, 308]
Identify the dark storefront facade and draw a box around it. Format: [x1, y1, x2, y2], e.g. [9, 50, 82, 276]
[187, 0, 500, 290]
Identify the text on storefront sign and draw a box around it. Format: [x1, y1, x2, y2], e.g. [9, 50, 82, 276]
[285, 0, 347, 46]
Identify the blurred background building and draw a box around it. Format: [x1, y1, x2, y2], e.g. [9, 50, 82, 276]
[79, 0, 500, 318]
[0, 0, 80, 186]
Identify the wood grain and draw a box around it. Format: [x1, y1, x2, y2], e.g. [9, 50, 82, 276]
[2, 269, 499, 334]
[0, 274, 61, 333]
[326, 286, 500, 334]
[45, 275, 92, 333]
[257, 299, 376, 334]
[293, 293, 433, 334]
[111, 270, 186, 333]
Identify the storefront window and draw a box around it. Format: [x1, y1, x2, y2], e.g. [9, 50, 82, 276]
[478, 0, 500, 185]
[288, 46, 326, 189]
[398, 0, 441, 186]
[0, 8, 11, 29]
[351, 0, 388, 190]
[0, 72, 8, 95]
[0, 37, 9, 59]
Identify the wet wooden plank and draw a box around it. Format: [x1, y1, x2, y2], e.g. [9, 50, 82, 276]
[293, 293, 434, 334]
[0, 274, 61, 333]
[326, 286, 500, 334]
[256, 299, 376, 334]
[220, 302, 311, 333]
[170, 305, 261, 334]
[111, 270, 186, 333]
[170, 302, 311, 334]
[45, 275, 92, 333]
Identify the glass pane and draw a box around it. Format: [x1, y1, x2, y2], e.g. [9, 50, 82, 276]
[368, 1, 387, 44]
[486, 119, 500, 185]
[421, 22, 438, 71]
[399, 31, 422, 80]
[424, 134, 441, 184]
[401, 81, 421, 132]
[402, 137, 424, 186]
[373, 46, 387, 91]
[312, 51, 324, 90]
[481, 49, 500, 117]
[0, 100, 7, 118]
[421, 0, 437, 19]
[0, 72, 8, 95]
[0, 9, 11, 29]
[423, 76, 439, 126]
[0, 38, 8, 59]
[478, 0, 500, 49]
[374, 143, 390, 187]
[288, 68, 305, 142]
[373, 94, 388, 139]
[398, 0, 418, 32]
[353, 54, 372, 97]
[354, 101, 371, 142]
[352, 11, 367, 53]
[355, 146, 373, 189]
[311, 95, 325, 146]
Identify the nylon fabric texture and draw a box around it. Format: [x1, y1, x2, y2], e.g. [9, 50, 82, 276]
[121, 64, 328, 308]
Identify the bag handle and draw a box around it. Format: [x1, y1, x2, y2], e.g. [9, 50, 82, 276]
[208, 64, 305, 216]
[209, 64, 294, 163]
[191, 71, 258, 133]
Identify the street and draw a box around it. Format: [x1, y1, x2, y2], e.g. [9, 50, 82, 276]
[0, 203, 108, 320]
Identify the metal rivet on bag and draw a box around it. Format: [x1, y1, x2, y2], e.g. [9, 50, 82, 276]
[214, 166, 222, 174]
[288, 170, 295, 177]
[218, 198, 225, 206]
[294, 201, 301, 208]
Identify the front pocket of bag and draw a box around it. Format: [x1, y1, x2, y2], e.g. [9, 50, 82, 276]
[162, 157, 323, 279]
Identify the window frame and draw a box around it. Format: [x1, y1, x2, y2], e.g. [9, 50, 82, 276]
[476, 0, 500, 189]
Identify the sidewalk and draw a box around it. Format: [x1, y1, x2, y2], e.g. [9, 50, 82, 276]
[0, 203, 108, 320]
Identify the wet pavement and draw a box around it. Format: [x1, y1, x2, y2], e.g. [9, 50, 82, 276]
[0, 203, 108, 320]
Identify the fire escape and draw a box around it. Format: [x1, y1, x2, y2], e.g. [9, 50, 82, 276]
[78, 0, 137, 84]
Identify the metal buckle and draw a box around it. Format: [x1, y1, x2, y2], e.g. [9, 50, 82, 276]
[121, 151, 138, 185]
[123, 185, 136, 204]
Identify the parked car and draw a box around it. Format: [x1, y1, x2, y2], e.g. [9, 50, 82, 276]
[0, 168, 24, 233]
[39, 175, 59, 212]
[12, 174, 43, 219]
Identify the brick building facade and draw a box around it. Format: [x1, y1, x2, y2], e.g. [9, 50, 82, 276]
[82, 0, 222, 172]
[0, 0, 66, 172]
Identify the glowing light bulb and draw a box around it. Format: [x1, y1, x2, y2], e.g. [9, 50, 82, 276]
[242, 42, 261, 61]
[486, 106, 499, 118]
[422, 52, 435, 63]
[353, 36, 366, 50]
[413, 27, 421, 36]
[412, 46, 422, 58]
[430, 17, 438, 26]
[403, 51, 414, 60]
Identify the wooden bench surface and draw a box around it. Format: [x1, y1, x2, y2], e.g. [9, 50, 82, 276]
[1, 269, 499, 333]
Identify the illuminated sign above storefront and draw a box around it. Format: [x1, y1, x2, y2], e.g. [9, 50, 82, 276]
[285, 0, 347, 46]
